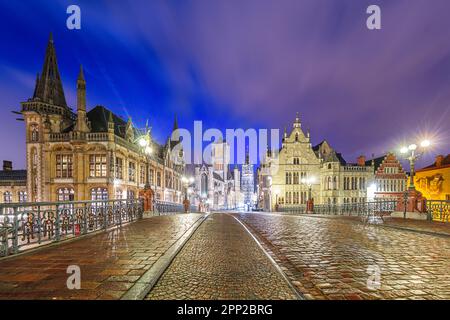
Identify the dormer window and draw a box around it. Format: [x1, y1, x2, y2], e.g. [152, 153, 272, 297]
[295, 133, 299, 142]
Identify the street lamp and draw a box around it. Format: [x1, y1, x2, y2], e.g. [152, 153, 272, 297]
[135, 131, 153, 190]
[182, 175, 195, 213]
[301, 176, 316, 202]
[301, 176, 316, 213]
[399, 140, 431, 190]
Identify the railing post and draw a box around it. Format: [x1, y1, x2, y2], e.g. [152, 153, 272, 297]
[117, 200, 122, 226]
[83, 203, 88, 234]
[37, 205, 41, 245]
[55, 204, 61, 242]
[12, 206, 19, 255]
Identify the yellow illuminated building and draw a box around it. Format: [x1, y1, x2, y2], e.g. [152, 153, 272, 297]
[415, 154, 450, 201]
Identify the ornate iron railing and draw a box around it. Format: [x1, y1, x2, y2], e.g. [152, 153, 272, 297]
[314, 201, 397, 217]
[278, 205, 307, 214]
[153, 200, 196, 215]
[0, 199, 143, 257]
[277, 201, 397, 218]
[426, 200, 450, 222]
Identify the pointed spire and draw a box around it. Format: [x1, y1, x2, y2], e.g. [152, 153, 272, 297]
[78, 64, 85, 82]
[173, 114, 179, 131]
[33, 73, 40, 98]
[293, 112, 301, 128]
[34, 33, 67, 107]
[108, 110, 114, 123]
[49, 32, 53, 43]
[283, 126, 287, 139]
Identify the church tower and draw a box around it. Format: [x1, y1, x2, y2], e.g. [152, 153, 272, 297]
[21, 33, 73, 201]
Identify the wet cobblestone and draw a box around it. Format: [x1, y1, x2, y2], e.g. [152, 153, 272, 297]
[146, 213, 298, 300]
[0, 214, 203, 300]
[233, 212, 450, 300]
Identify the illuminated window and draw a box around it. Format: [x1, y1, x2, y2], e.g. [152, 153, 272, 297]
[3, 191, 12, 203]
[18, 191, 27, 203]
[89, 154, 107, 177]
[115, 157, 123, 179]
[57, 188, 74, 201]
[56, 154, 73, 178]
[91, 187, 108, 201]
[128, 162, 136, 182]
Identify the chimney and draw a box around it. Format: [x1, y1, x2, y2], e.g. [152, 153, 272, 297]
[435, 155, 444, 167]
[3, 160, 12, 171]
[357, 155, 366, 166]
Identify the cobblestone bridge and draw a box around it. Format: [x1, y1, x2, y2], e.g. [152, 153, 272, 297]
[0, 212, 448, 300]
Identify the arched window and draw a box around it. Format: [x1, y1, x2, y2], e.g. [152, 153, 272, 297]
[333, 176, 337, 190]
[18, 191, 27, 203]
[91, 187, 108, 201]
[295, 133, 299, 142]
[57, 188, 74, 201]
[127, 189, 135, 199]
[30, 124, 39, 142]
[3, 191, 12, 203]
[201, 174, 208, 195]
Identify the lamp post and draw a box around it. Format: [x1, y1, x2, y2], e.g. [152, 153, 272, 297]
[301, 176, 316, 213]
[398, 140, 431, 215]
[182, 175, 195, 213]
[399, 140, 431, 190]
[135, 130, 153, 211]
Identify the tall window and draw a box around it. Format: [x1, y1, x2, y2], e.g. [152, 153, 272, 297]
[91, 188, 108, 200]
[157, 172, 162, 187]
[56, 154, 73, 178]
[30, 124, 39, 142]
[201, 174, 208, 194]
[57, 188, 74, 201]
[18, 191, 27, 203]
[150, 169, 154, 185]
[128, 162, 136, 182]
[127, 189, 135, 199]
[89, 154, 107, 177]
[140, 165, 146, 184]
[115, 157, 123, 179]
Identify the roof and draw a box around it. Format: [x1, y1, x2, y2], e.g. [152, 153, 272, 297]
[213, 172, 224, 182]
[365, 155, 385, 170]
[313, 140, 347, 165]
[418, 154, 450, 171]
[33, 33, 67, 108]
[0, 170, 27, 184]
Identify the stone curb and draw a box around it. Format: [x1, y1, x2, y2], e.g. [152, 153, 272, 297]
[121, 213, 209, 300]
[229, 214, 304, 300]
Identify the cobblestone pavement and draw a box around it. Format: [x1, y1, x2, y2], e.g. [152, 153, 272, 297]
[146, 213, 299, 300]
[233, 212, 450, 300]
[305, 215, 450, 236]
[0, 214, 203, 299]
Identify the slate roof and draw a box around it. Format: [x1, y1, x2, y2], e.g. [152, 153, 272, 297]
[313, 141, 347, 165]
[0, 170, 27, 185]
[213, 172, 224, 182]
[365, 155, 385, 171]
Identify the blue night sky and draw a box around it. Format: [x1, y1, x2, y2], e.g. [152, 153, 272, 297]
[0, 0, 449, 169]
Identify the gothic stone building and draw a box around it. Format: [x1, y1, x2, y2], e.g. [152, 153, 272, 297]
[257, 114, 375, 211]
[192, 140, 244, 210]
[16, 34, 184, 203]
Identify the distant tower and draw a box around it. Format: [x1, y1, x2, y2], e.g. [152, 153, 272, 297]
[241, 148, 255, 211]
